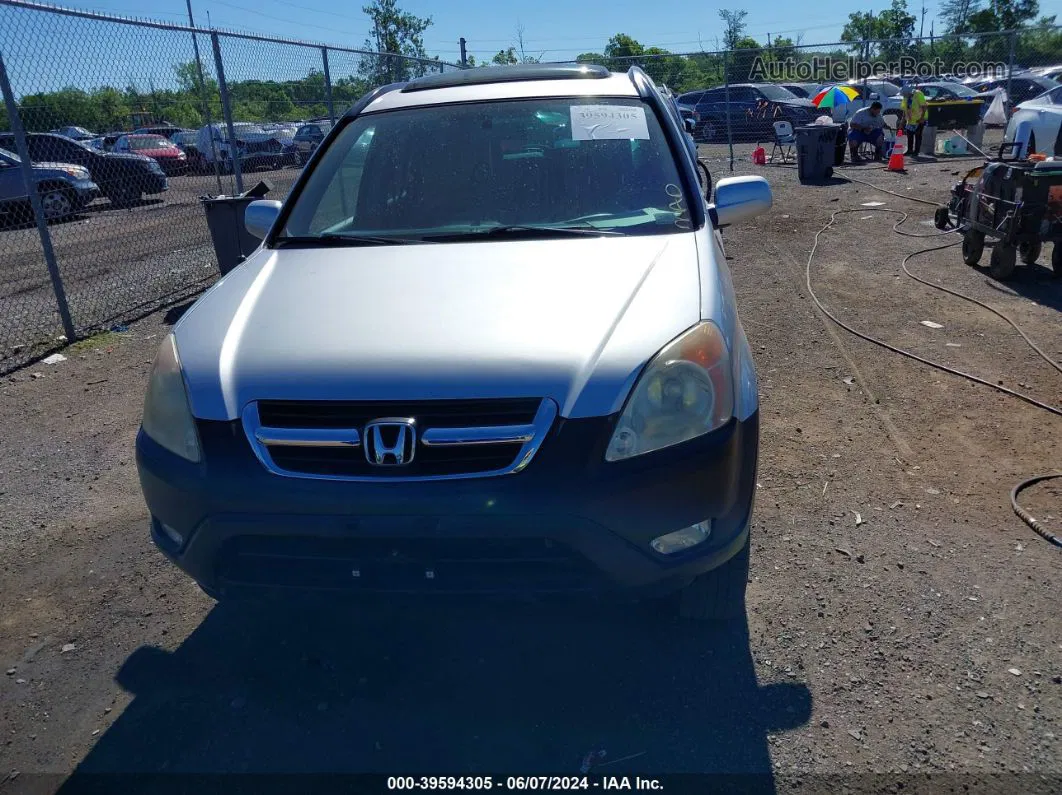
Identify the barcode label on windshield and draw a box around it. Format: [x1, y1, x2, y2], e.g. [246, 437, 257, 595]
[570, 105, 650, 141]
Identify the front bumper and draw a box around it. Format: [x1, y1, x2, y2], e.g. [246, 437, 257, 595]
[71, 178, 100, 205]
[140, 172, 169, 194]
[136, 411, 759, 599]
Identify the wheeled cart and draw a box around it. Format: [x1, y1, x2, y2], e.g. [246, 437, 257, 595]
[935, 144, 1062, 281]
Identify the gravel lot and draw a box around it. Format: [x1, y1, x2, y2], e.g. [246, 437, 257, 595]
[1, 146, 1060, 794]
[0, 167, 301, 371]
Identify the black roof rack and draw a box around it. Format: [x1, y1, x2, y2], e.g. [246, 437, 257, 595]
[401, 63, 611, 93]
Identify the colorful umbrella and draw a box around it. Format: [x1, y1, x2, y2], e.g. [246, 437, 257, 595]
[812, 85, 860, 108]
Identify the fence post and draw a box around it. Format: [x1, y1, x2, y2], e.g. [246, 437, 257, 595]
[185, 18, 223, 194]
[321, 46, 336, 124]
[0, 49, 76, 344]
[1007, 29, 1016, 113]
[210, 31, 243, 194]
[723, 49, 734, 172]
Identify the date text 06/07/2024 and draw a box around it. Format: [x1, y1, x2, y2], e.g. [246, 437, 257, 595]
[386, 776, 665, 791]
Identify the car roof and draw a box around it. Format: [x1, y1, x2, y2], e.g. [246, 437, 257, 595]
[362, 64, 638, 114]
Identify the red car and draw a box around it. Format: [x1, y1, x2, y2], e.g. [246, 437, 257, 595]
[113, 134, 188, 175]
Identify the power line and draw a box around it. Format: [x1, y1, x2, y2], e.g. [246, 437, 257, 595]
[206, 0, 368, 39]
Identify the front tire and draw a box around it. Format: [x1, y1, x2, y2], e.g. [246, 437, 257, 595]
[1052, 243, 1062, 277]
[1019, 239, 1041, 265]
[989, 244, 1017, 280]
[39, 186, 76, 221]
[963, 231, 985, 265]
[678, 534, 750, 622]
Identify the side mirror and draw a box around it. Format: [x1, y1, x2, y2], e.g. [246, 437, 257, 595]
[684, 117, 696, 133]
[710, 175, 772, 228]
[244, 199, 282, 239]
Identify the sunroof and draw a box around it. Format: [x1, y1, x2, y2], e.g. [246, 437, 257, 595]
[401, 64, 612, 93]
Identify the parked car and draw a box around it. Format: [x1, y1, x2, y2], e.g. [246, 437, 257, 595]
[0, 132, 168, 207]
[171, 130, 208, 173]
[133, 125, 187, 140]
[50, 125, 95, 141]
[679, 83, 819, 141]
[83, 131, 125, 152]
[970, 74, 1060, 110]
[1004, 85, 1062, 157]
[0, 146, 99, 223]
[292, 122, 331, 164]
[780, 82, 822, 99]
[135, 63, 770, 620]
[194, 122, 297, 172]
[113, 134, 188, 175]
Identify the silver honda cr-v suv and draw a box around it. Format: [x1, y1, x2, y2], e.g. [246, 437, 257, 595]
[135, 64, 772, 620]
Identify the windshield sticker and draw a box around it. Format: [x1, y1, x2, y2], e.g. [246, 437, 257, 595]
[570, 105, 650, 141]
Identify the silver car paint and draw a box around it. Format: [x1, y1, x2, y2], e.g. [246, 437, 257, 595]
[177, 234, 708, 421]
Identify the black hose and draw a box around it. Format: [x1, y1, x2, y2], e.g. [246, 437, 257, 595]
[1011, 474, 1062, 548]
[802, 204, 1062, 547]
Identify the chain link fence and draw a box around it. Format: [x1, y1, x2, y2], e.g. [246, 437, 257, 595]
[0, 0, 459, 373]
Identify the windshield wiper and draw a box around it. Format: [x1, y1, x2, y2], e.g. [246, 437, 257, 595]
[425, 224, 623, 242]
[272, 233, 430, 247]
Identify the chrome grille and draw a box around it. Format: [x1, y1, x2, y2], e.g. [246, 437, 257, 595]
[243, 398, 556, 481]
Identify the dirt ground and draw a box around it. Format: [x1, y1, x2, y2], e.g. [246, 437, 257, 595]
[0, 145, 1060, 794]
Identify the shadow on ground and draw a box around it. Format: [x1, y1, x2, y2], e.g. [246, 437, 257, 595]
[57, 599, 811, 791]
[974, 254, 1062, 313]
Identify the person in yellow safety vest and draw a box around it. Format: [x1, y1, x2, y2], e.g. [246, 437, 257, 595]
[899, 84, 928, 157]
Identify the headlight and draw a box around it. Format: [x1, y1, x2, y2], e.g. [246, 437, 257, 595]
[605, 322, 733, 462]
[61, 166, 89, 178]
[148, 160, 165, 174]
[141, 334, 201, 463]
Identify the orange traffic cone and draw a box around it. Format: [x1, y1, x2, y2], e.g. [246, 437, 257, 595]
[887, 130, 906, 172]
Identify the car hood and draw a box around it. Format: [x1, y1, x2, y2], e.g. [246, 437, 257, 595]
[777, 97, 816, 109]
[34, 161, 88, 172]
[176, 235, 703, 421]
[102, 152, 152, 164]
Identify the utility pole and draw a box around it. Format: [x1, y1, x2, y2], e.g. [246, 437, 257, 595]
[920, 1, 927, 40]
[459, 37, 467, 68]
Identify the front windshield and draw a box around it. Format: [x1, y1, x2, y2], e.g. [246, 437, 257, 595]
[130, 136, 174, 150]
[947, 83, 977, 97]
[757, 84, 798, 101]
[281, 97, 691, 241]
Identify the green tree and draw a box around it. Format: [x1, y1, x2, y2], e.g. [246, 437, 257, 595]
[967, 0, 1040, 30]
[841, 0, 916, 59]
[940, 0, 984, 32]
[491, 47, 518, 65]
[361, 0, 434, 82]
[728, 36, 763, 82]
[719, 9, 749, 50]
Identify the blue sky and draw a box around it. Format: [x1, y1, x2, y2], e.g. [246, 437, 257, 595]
[2, 0, 1060, 98]
[29, 0, 1062, 62]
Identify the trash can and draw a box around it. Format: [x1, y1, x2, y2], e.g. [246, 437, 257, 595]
[834, 123, 848, 167]
[201, 179, 273, 276]
[796, 124, 839, 184]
